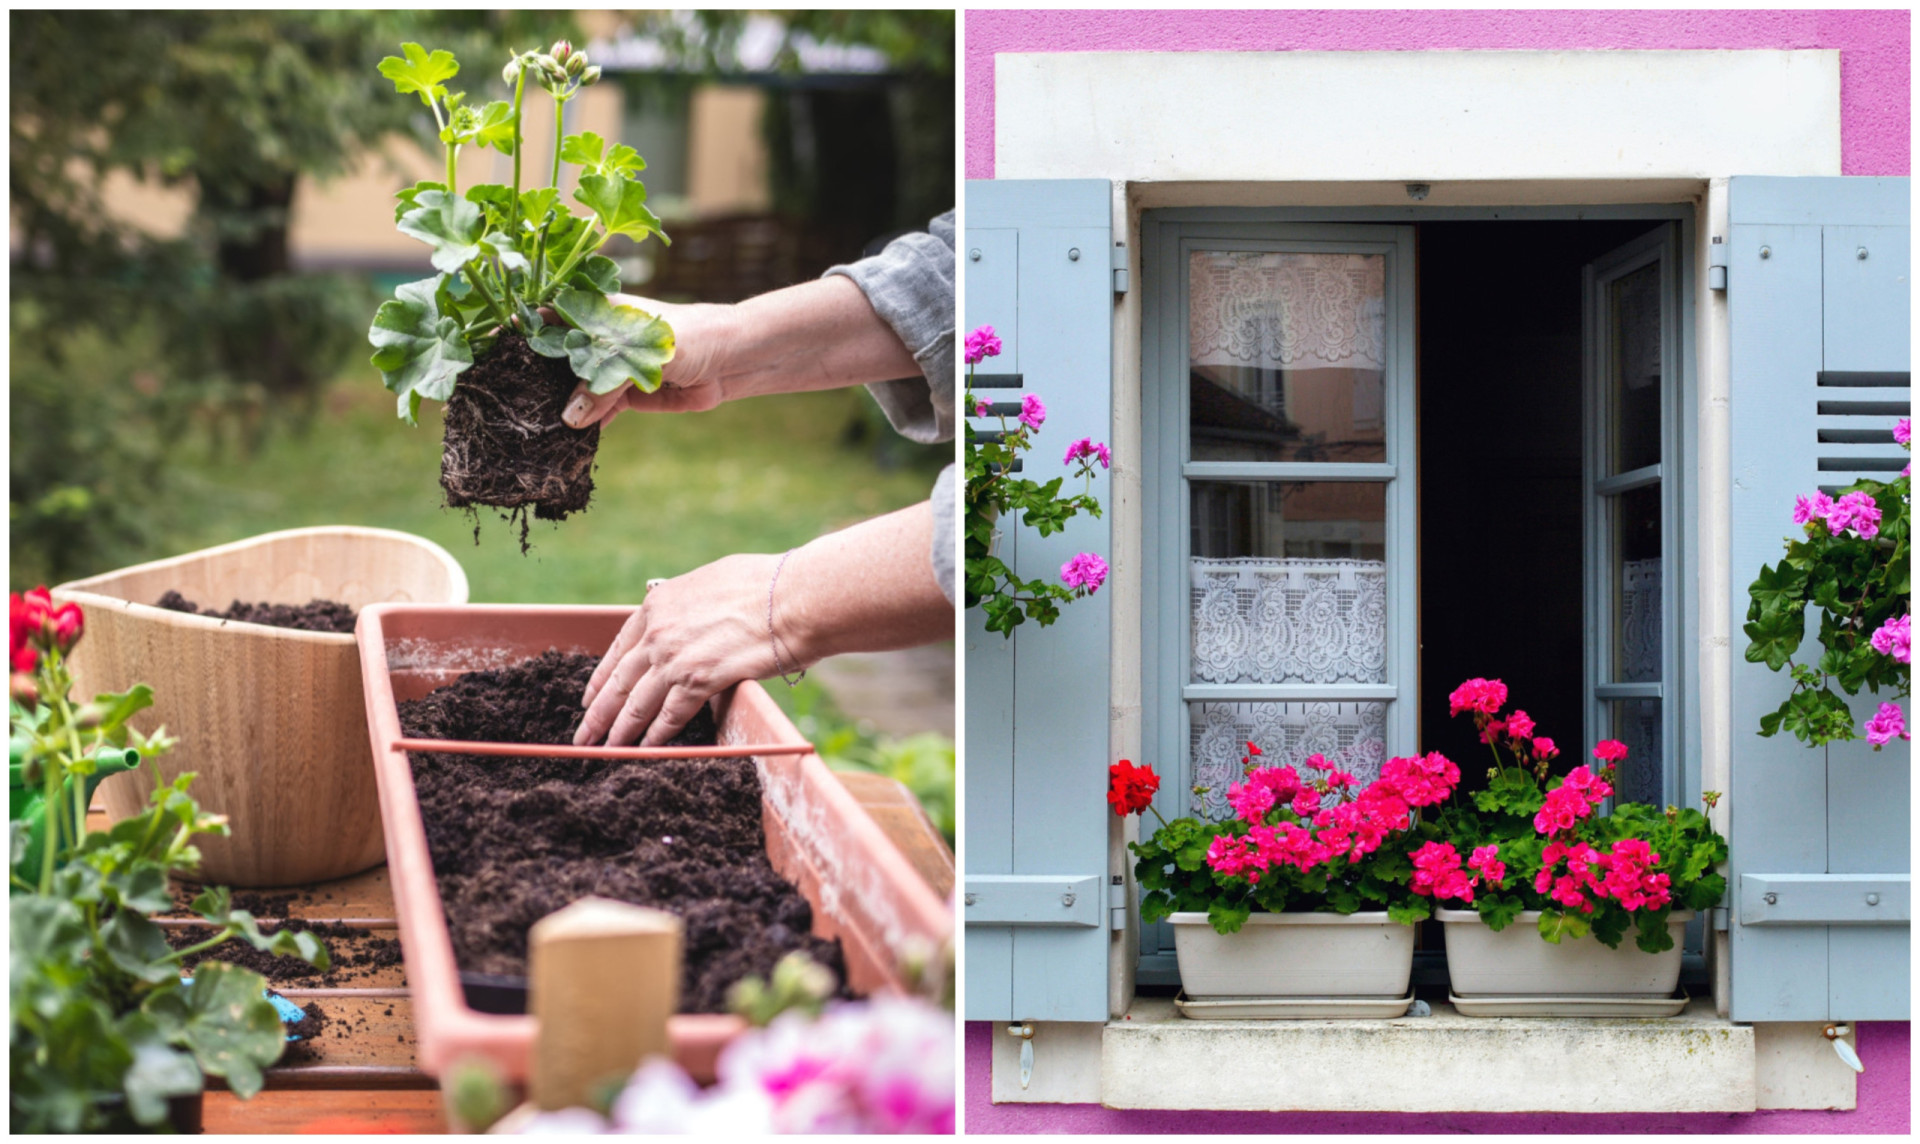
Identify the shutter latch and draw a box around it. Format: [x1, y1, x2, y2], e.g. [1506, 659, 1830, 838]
[1109, 874, 1127, 932]
[1709, 236, 1729, 292]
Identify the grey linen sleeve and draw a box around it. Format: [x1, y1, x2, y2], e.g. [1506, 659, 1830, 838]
[823, 211, 959, 602]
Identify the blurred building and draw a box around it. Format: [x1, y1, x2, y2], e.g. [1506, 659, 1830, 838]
[80, 12, 944, 304]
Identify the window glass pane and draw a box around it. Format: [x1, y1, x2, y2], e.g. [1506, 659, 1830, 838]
[1612, 483, 1662, 683]
[1189, 700, 1388, 822]
[1608, 698, 1664, 808]
[1189, 252, 1387, 463]
[1607, 261, 1662, 474]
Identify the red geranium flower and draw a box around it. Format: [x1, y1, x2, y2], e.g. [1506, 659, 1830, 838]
[1107, 759, 1161, 817]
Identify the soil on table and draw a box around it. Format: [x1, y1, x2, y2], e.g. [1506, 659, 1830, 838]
[397, 650, 847, 1013]
[155, 591, 357, 634]
[163, 919, 403, 989]
[440, 333, 600, 551]
[281, 1001, 332, 1062]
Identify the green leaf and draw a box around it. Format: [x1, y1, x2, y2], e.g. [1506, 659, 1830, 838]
[574, 173, 667, 243]
[121, 1015, 204, 1126]
[1537, 909, 1590, 944]
[1206, 900, 1251, 935]
[471, 100, 518, 154]
[548, 287, 676, 395]
[569, 254, 622, 295]
[559, 131, 645, 177]
[1634, 910, 1678, 954]
[397, 189, 487, 274]
[1386, 900, 1431, 926]
[146, 963, 286, 1099]
[394, 180, 448, 223]
[1139, 893, 1173, 926]
[369, 276, 473, 424]
[106, 861, 175, 915]
[378, 42, 459, 108]
[519, 188, 561, 227]
[84, 683, 153, 741]
[102, 910, 179, 984]
[1748, 561, 1809, 615]
[1477, 893, 1524, 932]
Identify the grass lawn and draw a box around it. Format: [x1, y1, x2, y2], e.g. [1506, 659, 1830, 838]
[151, 376, 946, 605]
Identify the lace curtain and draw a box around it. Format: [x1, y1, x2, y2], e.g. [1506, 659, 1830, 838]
[1189, 252, 1386, 372]
[1192, 558, 1387, 685]
[1620, 557, 1662, 683]
[1189, 701, 1388, 822]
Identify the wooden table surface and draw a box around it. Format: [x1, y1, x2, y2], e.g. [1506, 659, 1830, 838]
[98, 770, 952, 1135]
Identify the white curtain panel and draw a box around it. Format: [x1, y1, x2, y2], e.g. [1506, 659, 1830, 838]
[1191, 557, 1387, 685]
[1188, 701, 1389, 822]
[1620, 556, 1662, 683]
[1188, 251, 1387, 372]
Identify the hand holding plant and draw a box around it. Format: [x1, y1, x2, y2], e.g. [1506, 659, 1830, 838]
[1744, 417, 1909, 747]
[963, 326, 1111, 635]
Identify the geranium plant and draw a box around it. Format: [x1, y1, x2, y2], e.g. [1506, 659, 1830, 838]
[1743, 417, 1909, 747]
[1426, 678, 1728, 952]
[367, 41, 673, 528]
[1118, 742, 1462, 935]
[10, 590, 329, 1131]
[963, 325, 1110, 634]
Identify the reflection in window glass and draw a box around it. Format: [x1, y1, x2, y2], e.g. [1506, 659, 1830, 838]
[1608, 260, 1662, 475]
[1190, 481, 1386, 561]
[1612, 484, 1661, 683]
[1189, 252, 1387, 463]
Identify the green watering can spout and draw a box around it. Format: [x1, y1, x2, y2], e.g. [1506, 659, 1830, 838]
[8, 746, 142, 882]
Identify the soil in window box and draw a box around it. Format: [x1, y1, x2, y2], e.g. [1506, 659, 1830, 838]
[439, 334, 599, 552]
[164, 920, 403, 989]
[397, 650, 848, 1014]
[155, 591, 356, 634]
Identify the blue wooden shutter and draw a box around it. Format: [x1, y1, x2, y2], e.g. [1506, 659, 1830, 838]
[963, 179, 1115, 1022]
[1727, 176, 1910, 1022]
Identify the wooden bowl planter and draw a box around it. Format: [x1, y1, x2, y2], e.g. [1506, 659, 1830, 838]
[51, 526, 469, 886]
[1169, 911, 1415, 1018]
[354, 603, 953, 1083]
[1438, 908, 1694, 1016]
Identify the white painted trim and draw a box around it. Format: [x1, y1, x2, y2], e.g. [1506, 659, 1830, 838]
[998, 50, 1841, 183]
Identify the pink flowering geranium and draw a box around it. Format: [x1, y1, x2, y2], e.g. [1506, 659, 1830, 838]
[1895, 417, 1911, 446]
[974, 399, 991, 418]
[1410, 841, 1477, 903]
[1864, 701, 1909, 747]
[1533, 766, 1611, 836]
[1467, 844, 1506, 888]
[1504, 710, 1535, 741]
[1793, 490, 1834, 526]
[1225, 779, 1277, 825]
[1825, 490, 1883, 539]
[1870, 614, 1911, 665]
[1060, 552, 1108, 594]
[1019, 392, 1046, 430]
[964, 325, 1002, 365]
[1592, 739, 1629, 763]
[1063, 437, 1112, 470]
[1449, 677, 1508, 717]
[1379, 751, 1460, 807]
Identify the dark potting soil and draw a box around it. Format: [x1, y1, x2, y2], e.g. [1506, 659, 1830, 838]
[440, 334, 599, 551]
[155, 591, 357, 634]
[396, 650, 847, 1013]
[282, 1001, 331, 1061]
[164, 920, 403, 989]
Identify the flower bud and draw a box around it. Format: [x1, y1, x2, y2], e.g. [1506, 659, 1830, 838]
[10, 671, 38, 710]
[551, 40, 572, 62]
[73, 702, 107, 730]
[566, 52, 586, 78]
[20, 754, 41, 785]
[503, 57, 523, 85]
[49, 602, 82, 655]
[581, 65, 602, 86]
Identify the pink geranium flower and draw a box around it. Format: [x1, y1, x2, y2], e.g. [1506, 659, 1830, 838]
[1864, 702, 1909, 747]
[1019, 393, 1047, 430]
[1449, 678, 1508, 717]
[974, 399, 991, 418]
[1063, 437, 1112, 469]
[1826, 491, 1882, 539]
[1895, 417, 1912, 446]
[1504, 710, 1535, 741]
[1792, 491, 1833, 526]
[964, 325, 1002, 365]
[1410, 841, 1476, 903]
[1379, 751, 1460, 807]
[1869, 614, 1911, 665]
[1467, 844, 1506, 888]
[1533, 767, 1611, 835]
[1060, 552, 1108, 594]
[1592, 739, 1629, 763]
[1225, 780, 1276, 825]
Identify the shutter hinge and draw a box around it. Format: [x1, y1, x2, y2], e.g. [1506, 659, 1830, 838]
[1709, 236, 1728, 292]
[1709, 906, 1730, 932]
[1112, 243, 1129, 295]
[1109, 874, 1127, 932]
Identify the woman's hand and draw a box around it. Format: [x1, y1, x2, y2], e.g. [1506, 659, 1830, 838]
[573, 553, 785, 747]
[560, 295, 733, 429]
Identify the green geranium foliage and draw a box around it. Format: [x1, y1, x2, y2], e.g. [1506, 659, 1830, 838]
[10, 637, 329, 1131]
[365, 42, 673, 423]
[1743, 446, 1910, 747]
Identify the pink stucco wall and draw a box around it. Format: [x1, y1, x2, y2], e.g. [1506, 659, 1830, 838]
[963, 9, 1911, 1132]
[965, 1019, 1911, 1133]
[965, 8, 1911, 179]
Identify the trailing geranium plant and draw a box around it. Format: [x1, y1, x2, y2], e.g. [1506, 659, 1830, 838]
[367, 41, 673, 529]
[1743, 417, 1909, 748]
[1117, 742, 1462, 935]
[1425, 678, 1729, 953]
[963, 325, 1110, 635]
[10, 590, 330, 1131]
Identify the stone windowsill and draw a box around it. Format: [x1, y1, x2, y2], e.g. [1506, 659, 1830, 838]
[1097, 996, 1758, 1113]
